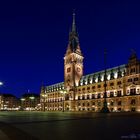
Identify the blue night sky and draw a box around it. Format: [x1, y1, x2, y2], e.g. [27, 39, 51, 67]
[0, 0, 140, 97]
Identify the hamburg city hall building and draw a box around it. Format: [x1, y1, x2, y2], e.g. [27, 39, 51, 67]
[40, 13, 140, 112]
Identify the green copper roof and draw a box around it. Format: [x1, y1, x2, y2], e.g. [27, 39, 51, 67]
[45, 64, 126, 93]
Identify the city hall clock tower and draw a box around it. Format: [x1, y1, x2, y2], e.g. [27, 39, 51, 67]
[64, 12, 84, 92]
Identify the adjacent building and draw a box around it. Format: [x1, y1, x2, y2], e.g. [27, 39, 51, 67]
[40, 13, 140, 112]
[20, 93, 40, 111]
[0, 94, 20, 110]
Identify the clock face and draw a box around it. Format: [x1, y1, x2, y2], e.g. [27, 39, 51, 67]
[77, 67, 81, 72]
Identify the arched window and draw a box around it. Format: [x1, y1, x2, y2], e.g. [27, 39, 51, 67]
[130, 88, 136, 95]
[98, 74, 101, 82]
[92, 94, 95, 99]
[117, 67, 122, 78]
[98, 93, 101, 98]
[110, 100, 114, 106]
[118, 101, 121, 105]
[110, 70, 114, 80]
[87, 95, 90, 99]
[131, 99, 136, 105]
[82, 95, 85, 100]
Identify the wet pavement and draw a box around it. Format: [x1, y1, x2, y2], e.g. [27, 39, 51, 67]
[0, 111, 140, 140]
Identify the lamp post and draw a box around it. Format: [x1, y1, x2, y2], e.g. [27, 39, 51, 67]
[0, 82, 4, 110]
[29, 96, 35, 111]
[44, 94, 47, 111]
[41, 94, 47, 111]
[101, 49, 110, 113]
[20, 98, 25, 111]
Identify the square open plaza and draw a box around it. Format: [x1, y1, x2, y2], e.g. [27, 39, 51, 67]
[0, 12, 140, 140]
[0, 112, 140, 140]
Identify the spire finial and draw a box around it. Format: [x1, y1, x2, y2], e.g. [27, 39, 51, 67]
[72, 9, 76, 32]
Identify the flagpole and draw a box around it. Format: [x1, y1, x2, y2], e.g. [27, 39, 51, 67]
[100, 48, 110, 113]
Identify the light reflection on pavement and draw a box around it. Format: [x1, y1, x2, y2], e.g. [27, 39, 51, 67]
[0, 111, 140, 140]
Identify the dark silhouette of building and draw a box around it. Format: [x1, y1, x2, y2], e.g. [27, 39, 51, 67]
[0, 94, 20, 110]
[20, 93, 40, 111]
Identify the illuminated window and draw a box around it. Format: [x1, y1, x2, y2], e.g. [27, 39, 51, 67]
[97, 93, 101, 98]
[130, 68, 135, 73]
[82, 88, 85, 91]
[117, 81, 122, 85]
[78, 96, 80, 100]
[110, 82, 114, 86]
[118, 101, 121, 105]
[110, 92, 114, 97]
[126, 90, 129, 95]
[131, 99, 136, 105]
[130, 88, 136, 95]
[92, 94, 95, 99]
[128, 79, 132, 82]
[137, 89, 140, 94]
[117, 91, 122, 97]
[78, 102, 81, 106]
[67, 67, 71, 73]
[134, 77, 139, 81]
[98, 101, 101, 106]
[110, 101, 114, 106]
[92, 102, 95, 105]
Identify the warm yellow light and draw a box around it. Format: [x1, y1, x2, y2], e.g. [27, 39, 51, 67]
[30, 97, 35, 100]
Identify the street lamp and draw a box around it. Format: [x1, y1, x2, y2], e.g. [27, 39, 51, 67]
[0, 81, 3, 86]
[0, 81, 4, 110]
[29, 96, 35, 111]
[41, 94, 47, 111]
[21, 98, 25, 110]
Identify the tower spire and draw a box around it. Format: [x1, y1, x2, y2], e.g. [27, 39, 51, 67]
[66, 11, 82, 55]
[72, 10, 76, 32]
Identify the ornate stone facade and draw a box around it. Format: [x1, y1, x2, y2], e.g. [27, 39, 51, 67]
[40, 13, 140, 112]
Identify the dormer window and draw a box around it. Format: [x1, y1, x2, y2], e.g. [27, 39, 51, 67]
[110, 70, 114, 80]
[117, 67, 122, 78]
[92, 76, 95, 83]
[98, 74, 101, 82]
